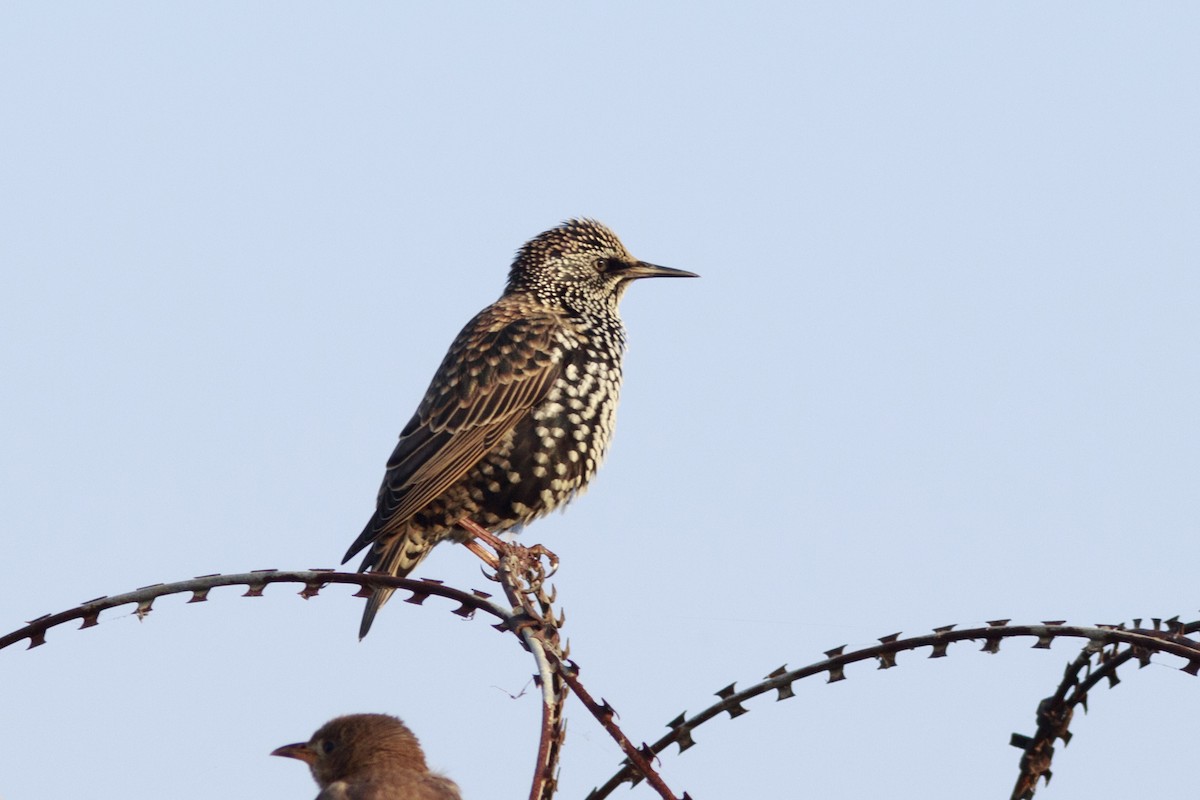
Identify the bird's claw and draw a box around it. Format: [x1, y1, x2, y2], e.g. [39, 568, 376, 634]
[523, 544, 560, 577]
[456, 517, 557, 577]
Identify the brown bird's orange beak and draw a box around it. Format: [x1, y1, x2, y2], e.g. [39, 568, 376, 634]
[271, 742, 317, 764]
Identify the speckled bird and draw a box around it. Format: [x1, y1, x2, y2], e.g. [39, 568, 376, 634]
[272, 713, 461, 800]
[343, 218, 696, 637]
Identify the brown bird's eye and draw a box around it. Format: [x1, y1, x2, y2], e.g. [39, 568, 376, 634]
[596, 257, 622, 273]
[321, 739, 336, 754]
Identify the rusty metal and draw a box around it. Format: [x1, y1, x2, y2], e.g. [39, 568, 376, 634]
[489, 541, 571, 800]
[486, 539, 684, 800]
[0, 570, 520, 652]
[1009, 618, 1200, 799]
[587, 618, 1200, 799]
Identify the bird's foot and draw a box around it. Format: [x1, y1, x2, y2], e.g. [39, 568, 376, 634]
[520, 544, 560, 577]
[455, 517, 558, 581]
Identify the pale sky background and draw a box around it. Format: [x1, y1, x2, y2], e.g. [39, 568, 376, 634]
[2, 4, 1198, 799]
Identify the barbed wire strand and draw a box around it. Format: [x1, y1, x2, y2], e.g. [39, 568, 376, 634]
[586, 618, 1200, 799]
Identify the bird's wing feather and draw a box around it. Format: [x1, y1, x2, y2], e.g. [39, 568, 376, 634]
[343, 304, 564, 562]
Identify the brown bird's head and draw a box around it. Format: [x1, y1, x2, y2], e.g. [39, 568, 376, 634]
[506, 218, 697, 315]
[271, 713, 430, 789]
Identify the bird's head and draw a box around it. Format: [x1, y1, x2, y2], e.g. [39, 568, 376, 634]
[271, 713, 428, 789]
[506, 218, 697, 313]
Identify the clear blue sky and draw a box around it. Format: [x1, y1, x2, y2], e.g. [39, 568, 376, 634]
[2, 4, 1198, 799]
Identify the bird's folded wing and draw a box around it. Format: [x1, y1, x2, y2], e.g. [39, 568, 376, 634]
[344, 307, 564, 560]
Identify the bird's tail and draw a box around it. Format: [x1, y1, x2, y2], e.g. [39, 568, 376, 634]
[353, 526, 438, 639]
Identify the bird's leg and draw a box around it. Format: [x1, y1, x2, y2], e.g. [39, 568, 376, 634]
[456, 517, 559, 580]
[457, 517, 506, 548]
[462, 539, 500, 572]
[456, 517, 502, 571]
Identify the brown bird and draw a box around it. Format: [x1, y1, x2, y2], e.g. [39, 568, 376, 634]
[344, 219, 695, 637]
[272, 713, 461, 800]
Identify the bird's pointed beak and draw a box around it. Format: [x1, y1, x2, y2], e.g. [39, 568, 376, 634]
[620, 261, 699, 280]
[271, 742, 317, 764]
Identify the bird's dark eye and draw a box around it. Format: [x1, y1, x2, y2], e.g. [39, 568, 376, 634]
[596, 257, 623, 273]
[321, 739, 336, 754]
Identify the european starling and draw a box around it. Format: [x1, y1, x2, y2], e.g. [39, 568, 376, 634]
[344, 218, 696, 637]
[272, 713, 461, 800]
